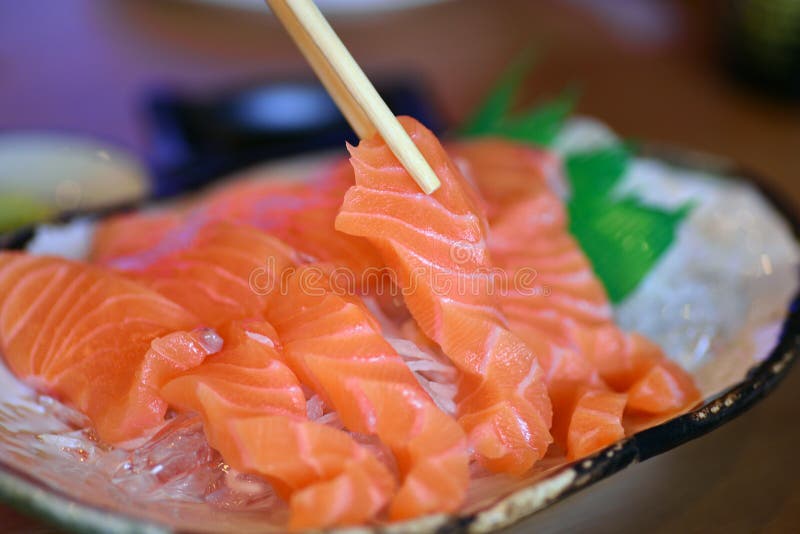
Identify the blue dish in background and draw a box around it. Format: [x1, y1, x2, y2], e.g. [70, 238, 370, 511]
[146, 79, 443, 197]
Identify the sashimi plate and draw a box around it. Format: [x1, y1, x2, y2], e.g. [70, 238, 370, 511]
[0, 138, 798, 533]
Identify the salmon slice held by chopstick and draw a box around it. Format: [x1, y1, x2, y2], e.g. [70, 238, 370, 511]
[336, 117, 554, 475]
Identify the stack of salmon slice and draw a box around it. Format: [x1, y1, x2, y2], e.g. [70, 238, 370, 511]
[0, 117, 700, 529]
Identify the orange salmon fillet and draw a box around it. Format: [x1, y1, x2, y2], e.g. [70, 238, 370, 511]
[129, 222, 298, 328]
[119, 217, 467, 520]
[0, 252, 203, 443]
[566, 388, 627, 460]
[266, 265, 470, 520]
[161, 321, 395, 529]
[94, 164, 382, 282]
[90, 211, 186, 264]
[455, 139, 701, 457]
[336, 117, 553, 475]
[199, 164, 384, 283]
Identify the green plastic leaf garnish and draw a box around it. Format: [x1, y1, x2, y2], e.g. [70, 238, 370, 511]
[0, 195, 54, 233]
[462, 53, 693, 302]
[462, 50, 537, 136]
[461, 49, 576, 146]
[566, 147, 692, 302]
[566, 144, 630, 198]
[486, 89, 577, 147]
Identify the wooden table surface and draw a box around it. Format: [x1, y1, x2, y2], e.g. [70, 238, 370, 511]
[1, 0, 799, 532]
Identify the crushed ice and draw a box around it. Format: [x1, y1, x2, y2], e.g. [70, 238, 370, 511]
[0, 363, 282, 514]
[554, 119, 799, 392]
[613, 160, 799, 383]
[104, 414, 222, 502]
[25, 217, 96, 260]
[195, 328, 224, 354]
[387, 337, 459, 416]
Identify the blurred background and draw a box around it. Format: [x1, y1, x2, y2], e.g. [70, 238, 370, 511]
[1, 0, 799, 203]
[0, 0, 799, 531]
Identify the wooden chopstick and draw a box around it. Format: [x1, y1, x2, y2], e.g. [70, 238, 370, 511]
[267, 1, 373, 138]
[265, 0, 441, 194]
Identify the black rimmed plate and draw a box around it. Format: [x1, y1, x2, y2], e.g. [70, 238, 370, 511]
[0, 146, 797, 533]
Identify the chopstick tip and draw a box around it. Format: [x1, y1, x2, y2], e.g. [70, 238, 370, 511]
[413, 163, 441, 195]
[422, 180, 440, 195]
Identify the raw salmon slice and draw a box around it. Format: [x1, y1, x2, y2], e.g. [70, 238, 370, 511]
[105, 328, 222, 441]
[488, 190, 623, 452]
[456, 139, 700, 436]
[129, 222, 299, 328]
[162, 322, 307, 426]
[530, 341, 605, 449]
[491, 194, 613, 328]
[569, 324, 701, 415]
[451, 138, 562, 219]
[266, 265, 470, 520]
[123, 215, 449, 516]
[336, 117, 553, 475]
[94, 166, 384, 289]
[627, 353, 701, 414]
[230, 416, 395, 530]
[122, 215, 448, 513]
[0, 252, 203, 443]
[566, 388, 627, 460]
[90, 210, 186, 264]
[161, 321, 395, 529]
[203, 165, 384, 284]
